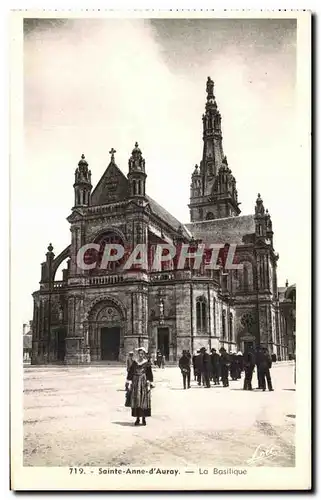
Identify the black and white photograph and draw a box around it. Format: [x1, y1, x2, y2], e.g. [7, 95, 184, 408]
[10, 10, 311, 491]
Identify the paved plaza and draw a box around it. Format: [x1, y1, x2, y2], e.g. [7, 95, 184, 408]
[23, 363, 296, 468]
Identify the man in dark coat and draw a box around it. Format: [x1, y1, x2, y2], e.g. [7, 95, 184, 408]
[255, 345, 263, 389]
[257, 347, 274, 391]
[243, 347, 256, 390]
[210, 348, 221, 385]
[192, 350, 198, 380]
[219, 347, 230, 387]
[195, 350, 203, 385]
[200, 347, 211, 388]
[156, 350, 163, 368]
[179, 350, 191, 389]
[236, 351, 244, 379]
[230, 352, 238, 381]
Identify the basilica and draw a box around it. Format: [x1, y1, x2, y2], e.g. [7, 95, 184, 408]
[31, 77, 291, 365]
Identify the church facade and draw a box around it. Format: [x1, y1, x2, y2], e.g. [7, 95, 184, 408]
[31, 77, 289, 365]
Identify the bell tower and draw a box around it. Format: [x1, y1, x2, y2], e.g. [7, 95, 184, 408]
[189, 77, 241, 221]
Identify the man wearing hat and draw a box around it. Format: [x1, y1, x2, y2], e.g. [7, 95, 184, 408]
[210, 348, 221, 385]
[178, 350, 191, 389]
[243, 346, 255, 390]
[236, 351, 244, 379]
[193, 349, 200, 381]
[194, 349, 203, 384]
[200, 347, 211, 388]
[257, 346, 274, 391]
[219, 347, 230, 387]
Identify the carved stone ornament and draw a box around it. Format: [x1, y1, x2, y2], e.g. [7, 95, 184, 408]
[241, 312, 254, 328]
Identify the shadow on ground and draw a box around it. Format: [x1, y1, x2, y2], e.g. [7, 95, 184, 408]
[112, 421, 135, 427]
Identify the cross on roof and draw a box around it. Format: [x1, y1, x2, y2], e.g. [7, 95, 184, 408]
[109, 148, 116, 162]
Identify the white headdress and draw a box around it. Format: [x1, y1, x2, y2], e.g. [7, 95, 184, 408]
[135, 347, 147, 353]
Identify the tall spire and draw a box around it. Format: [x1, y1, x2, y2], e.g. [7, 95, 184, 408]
[201, 76, 224, 189]
[189, 77, 240, 222]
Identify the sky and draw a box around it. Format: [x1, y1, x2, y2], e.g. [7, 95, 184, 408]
[16, 17, 299, 324]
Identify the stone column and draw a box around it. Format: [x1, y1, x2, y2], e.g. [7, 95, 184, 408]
[175, 283, 192, 355]
[127, 287, 149, 353]
[258, 304, 269, 347]
[65, 293, 89, 364]
[69, 225, 83, 276]
[40, 298, 46, 363]
[31, 297, 39, 365]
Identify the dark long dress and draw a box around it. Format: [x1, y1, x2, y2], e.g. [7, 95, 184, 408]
[127, 360, 153, 417]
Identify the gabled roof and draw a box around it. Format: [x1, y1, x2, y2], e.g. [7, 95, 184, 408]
[90, 162, 191, 238]
[90, 162, 129, 206]
[186, 214, 255, 245]
[147, 195, 192, 239]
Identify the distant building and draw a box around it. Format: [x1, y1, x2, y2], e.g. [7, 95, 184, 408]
[278, 281, 296, 359]
[31, 77, 289, 365]
[23, 321, 33, 361]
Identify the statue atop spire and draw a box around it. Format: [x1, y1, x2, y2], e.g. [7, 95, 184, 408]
[206, 76, 214, 100]
[75, 153, 91, 184]
[255, 193, 265, 216]
[128, 142, 145, 173]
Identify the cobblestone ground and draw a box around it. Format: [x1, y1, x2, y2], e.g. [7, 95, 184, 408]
[23, 363, 296, 467]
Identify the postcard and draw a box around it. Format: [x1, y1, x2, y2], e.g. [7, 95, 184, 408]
[10, 9, 311, 491]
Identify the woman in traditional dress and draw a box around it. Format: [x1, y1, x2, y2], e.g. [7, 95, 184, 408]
[126, 347, 153, 426]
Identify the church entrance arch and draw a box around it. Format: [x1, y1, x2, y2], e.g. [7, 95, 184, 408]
[87, 298, 125, 361]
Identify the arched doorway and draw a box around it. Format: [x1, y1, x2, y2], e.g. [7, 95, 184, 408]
[87, 299, 125, 361]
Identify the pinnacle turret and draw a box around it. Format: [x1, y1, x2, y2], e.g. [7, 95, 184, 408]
[127, 142, 147, 197]
[73, 153, 92, 207]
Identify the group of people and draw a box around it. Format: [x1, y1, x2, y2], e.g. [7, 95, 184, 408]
[124, 344, 274, 427]
[179, 345, 274, 392]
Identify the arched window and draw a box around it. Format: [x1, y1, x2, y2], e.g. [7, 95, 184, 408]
[196, 297, 207, 331]
[84, 231, 125, 275]
[243, 266, 249, 290]
[222, 310, 226, 339]
[213, 297, 217, 336]
[229, 313, 233, 342]
[206, 212, 214, 220]
[242, 262, 253, 291]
